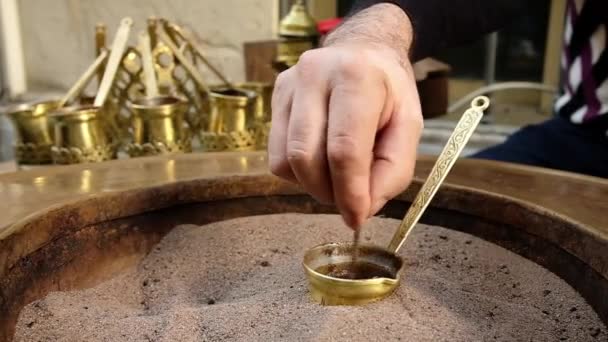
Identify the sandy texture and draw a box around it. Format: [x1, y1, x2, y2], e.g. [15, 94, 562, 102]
[15, 214, 605, 341]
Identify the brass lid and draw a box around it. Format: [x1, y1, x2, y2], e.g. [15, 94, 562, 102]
[279, 0, 318, 38]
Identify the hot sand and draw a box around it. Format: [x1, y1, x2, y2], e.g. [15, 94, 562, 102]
[14, 214, 605, 341]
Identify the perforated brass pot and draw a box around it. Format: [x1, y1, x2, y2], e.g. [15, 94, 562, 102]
[127, 96, 191, 157]
[233, 82, 273, 122]
[233, 82, 273, 150]
[3, 100, 60, 165]
[207, 88, 256, 133]
[200, 87, 258, 152]
[79, 96, 126, 142]
[50, 106, 117, 164]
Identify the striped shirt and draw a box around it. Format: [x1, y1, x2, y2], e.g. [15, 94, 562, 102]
[555, 0, 608, 133]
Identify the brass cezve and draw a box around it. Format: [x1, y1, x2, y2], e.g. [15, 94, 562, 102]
[2, 100, 60, 165]
[50, 106, 117, 164]
[302, 97, 491, 306]
[199, 87, 258, 152]
[127, 96, 192, 156]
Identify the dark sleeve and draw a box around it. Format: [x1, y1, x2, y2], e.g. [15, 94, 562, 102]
[349, 0, 527, 61]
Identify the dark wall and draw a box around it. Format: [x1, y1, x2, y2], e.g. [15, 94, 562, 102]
[337, 0, 356, 16]
[336, 0, 553, 82]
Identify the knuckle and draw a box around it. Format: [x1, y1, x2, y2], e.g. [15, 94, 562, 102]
[335, 48, 380, 80]
[327, 134, 359, 167]
[295, 50, 323, 80]
[336, 56, 365, 81]
[297, 50, 320, 69]
[274, 69, 293, 89]
[286, 139, 313, 166]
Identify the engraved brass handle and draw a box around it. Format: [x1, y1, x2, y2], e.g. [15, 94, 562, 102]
[387, 96, 490, 253]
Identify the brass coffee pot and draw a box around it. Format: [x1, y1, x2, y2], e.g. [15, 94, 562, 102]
[125, 30, 192, 157]
[200, 87, 258, 152]
[2, 21, 115, 167]
[127, 96, 192, 157]
[155, 21, 266, 152]
[234, 82, 273, 150]
[2, 100, 60, 165]
[51, 106, 117, 164]
[303, 97, 490, 306]
[51, 17, 133, 164]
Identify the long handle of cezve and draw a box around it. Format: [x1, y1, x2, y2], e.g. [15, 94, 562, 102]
[93, 17, 133, 108]
[169, 23, 233, 89]
[139, 32, 158, 98]
[387, 96, 490, 254]
[157, 26, 209, 93]
[58, 49, 109, 108]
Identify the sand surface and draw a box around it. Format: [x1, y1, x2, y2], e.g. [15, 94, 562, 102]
[15, 214, 605, 341]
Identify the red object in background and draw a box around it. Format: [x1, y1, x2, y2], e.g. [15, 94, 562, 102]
[317, 18, 343, 36]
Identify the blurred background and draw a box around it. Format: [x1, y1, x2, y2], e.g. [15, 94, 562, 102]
[336, 0, 564, 155]
[0, 0, 566, 169]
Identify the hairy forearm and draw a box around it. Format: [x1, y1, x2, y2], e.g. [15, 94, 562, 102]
[341, 0, 525, 61]
[322, 3, 414, 65]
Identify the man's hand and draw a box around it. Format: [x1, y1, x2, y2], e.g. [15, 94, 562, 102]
[268, 3, 423, 229]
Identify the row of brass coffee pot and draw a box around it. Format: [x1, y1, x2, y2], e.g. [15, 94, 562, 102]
[2, 17, 274, 166]
[2, 17, 132, 166]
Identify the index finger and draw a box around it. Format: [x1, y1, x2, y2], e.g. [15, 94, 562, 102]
[326, 72, 387, 228]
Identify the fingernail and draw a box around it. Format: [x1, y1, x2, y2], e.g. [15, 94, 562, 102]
[339, 210, 355, 229]
[341, 211, 365, 230]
